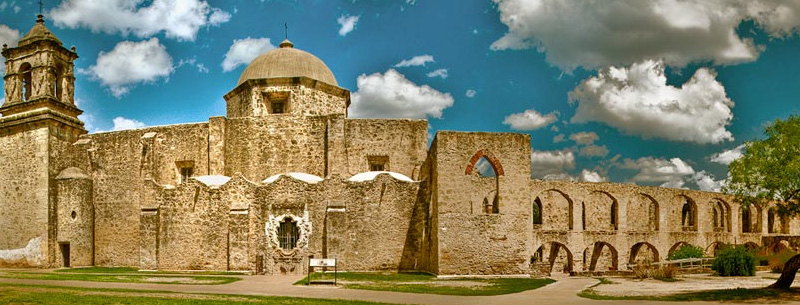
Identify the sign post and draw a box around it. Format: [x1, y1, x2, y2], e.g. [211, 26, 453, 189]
[307, 258, 337, 285]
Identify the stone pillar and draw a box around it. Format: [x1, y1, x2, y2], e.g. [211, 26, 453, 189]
[55, 167, 94, 267]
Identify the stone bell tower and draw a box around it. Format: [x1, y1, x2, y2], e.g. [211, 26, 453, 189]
[0, 14, 86, 268]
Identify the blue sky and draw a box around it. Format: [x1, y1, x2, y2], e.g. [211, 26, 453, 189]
[1, 0, 799, 190]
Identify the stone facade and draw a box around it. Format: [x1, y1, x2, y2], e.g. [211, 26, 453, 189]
[1, 17, 798, 275]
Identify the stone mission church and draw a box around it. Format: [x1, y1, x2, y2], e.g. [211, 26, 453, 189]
[1, 16, 797, 276]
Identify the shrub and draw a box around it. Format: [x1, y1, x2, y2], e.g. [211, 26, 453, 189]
[712, 245, 756, 276]
[767, 249, 796, 273]
[652, 265, 678, 280]
[632, 261, 651, 279]
[668, 244, 705, 260]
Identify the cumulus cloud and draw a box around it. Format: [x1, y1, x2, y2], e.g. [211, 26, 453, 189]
[620, 157, 695, 188]
[0, 24, 19, 74]
[349, 69, 454, 119]
[491, 0, 800, 71]
[50, 0, 229, 41]
[710, 144, 745, 165]
[578, 145, 609, 158]
[394, 55, 434, 67]
[177, 58, 208, 73]
[111, 116, 146, 131]
[337, 15, 360, 36]
[426, 68, 448, 79]
[221, 37, 276, 72]
[692, 170, 727, 192]
[569, 131, 598, 145]
[465, 89, 477, 98]
[553, 134, 565, 143]
[531, 150, 575, 179]
[84, 38, 174, 98]
[0, 1, 21, 13]
[579, 169, 607, 182]
[502, 109, 558, 131]
[569, 60, 734, 144]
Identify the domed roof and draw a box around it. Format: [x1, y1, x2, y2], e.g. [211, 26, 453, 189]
[237, 39, 337, 86]
[18, 15, 62, 47]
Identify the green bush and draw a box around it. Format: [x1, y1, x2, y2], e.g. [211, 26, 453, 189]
[712, 246, 756, 276]
[668, 244, 705, 260]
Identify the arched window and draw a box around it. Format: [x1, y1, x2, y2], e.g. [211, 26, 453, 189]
[681, 199, 696, 230]
[278, 218, 299, 250]
[768, 208, 776, 234]
[742, 207, 752, 233]
[533, 197, 543, 225]
[466, 150, 503, 214]
[53, 67, 62, 100]
[491, 194, 499, 214]
[610, 201, 618, 230]
[20, 63, 32, 101]
[581, 202, 586, 230]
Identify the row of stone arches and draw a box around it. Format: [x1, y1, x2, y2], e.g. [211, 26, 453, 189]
[533, 240, 778, 274]
[531, 189, 787, 234]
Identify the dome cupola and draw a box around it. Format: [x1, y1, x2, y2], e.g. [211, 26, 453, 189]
[237, 39, 338, 86]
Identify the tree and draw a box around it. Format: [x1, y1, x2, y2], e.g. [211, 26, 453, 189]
[725, 115, 800, 289]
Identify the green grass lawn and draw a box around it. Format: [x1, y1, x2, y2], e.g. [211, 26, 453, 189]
[579, 287, 791, 302]
[0, 283, 402, 305]
[0, 271, 240, 285]
[54, 266, 244, 276]
[296, 272, 555, 296]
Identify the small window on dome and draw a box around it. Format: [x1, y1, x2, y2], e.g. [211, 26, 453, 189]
[367, 155, 389, 172]
[263, 91, 290, 114]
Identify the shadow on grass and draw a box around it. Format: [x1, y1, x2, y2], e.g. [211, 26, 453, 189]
[579, 287, 800, 302]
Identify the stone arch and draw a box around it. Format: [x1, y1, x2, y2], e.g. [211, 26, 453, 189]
[706, 241, 726, 257]
[532, 197, 543, 225]
[628, 193, 659, 231]
[465, 149, 504, 176]
[667, 242, 689, 258]
[535, 189, 573, 230]
[543, 242, 573, 274]
[741, 205, 762, 233]
[743, 242, 759, 250]
[768, 240, 791, 255]
[629, 242, 659, 264]
[20, 62, 32, 101]
[768, 207, 777, 234]
[587, 241, 618, 271]
[711, 198, 731, 233]
[679, 195, 697, 231]
[585, 191, 618, 231]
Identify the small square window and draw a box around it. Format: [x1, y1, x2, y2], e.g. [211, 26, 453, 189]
[271, 101, 285, 114]
[175, 161, 195, 184]
[367, 156, 389, 172]
[263, 91, 290, 115]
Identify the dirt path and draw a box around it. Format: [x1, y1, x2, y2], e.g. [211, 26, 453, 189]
[2, 273, 800, 305]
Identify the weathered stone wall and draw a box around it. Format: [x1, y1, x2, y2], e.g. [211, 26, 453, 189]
[344, 119, 428, 179]
[224, 116, 327, 181]
[0, 127, 50, 267]
[55, 168, 93, 267]
[430, 131, 532, 275]
[224, 78, 349, 118]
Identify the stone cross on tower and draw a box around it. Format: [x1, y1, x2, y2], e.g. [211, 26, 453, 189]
[38, 0, 44, 15]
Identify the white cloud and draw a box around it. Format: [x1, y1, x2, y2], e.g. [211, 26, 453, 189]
[579, 169, 607, 183]
[177, 58, 208, 73]
[0, 24, 19, 75]
[337, 15, 360, 36]
[0, 2, 20, 13]
[221, 37, 276, 72]
[465, 89, 477, 98]
[692, 170, 727, 192]
[569, 131, 598, 145]
[426, 68, 448, 79]
[502, 109, 558, 131]
[50, 0, 230, 41]
[350, 69, 454, 119]
[620, 157, 695, 188]
[84, 38, 174, 98]
[710, 144, 745, 165]
[531, 150, 575, 179]
[578, 145, 609, 158]
[569, 60, 734, 144]
[490, 0, 800, 71]
[111, 116, 146, 131]
[553, 134, 565, 143]
[394, 55, 434, 67]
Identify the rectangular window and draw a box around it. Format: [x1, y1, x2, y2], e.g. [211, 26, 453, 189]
[175, 161, 195, 184]
[263, 91, 290, 114]
[367, 155, 389, 172]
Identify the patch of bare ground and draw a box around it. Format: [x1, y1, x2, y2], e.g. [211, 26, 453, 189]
[593, 271, 800, 297]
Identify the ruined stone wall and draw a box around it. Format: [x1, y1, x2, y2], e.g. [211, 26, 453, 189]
[529, 180, 792, 273]
[0, 127, 50, 267]
[55, 168, 93, 267]
[430, 131, 532, 275]
[344, 119, 428, 179]
[82, 123, 209, 266]
[224, 116, 327, 181]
